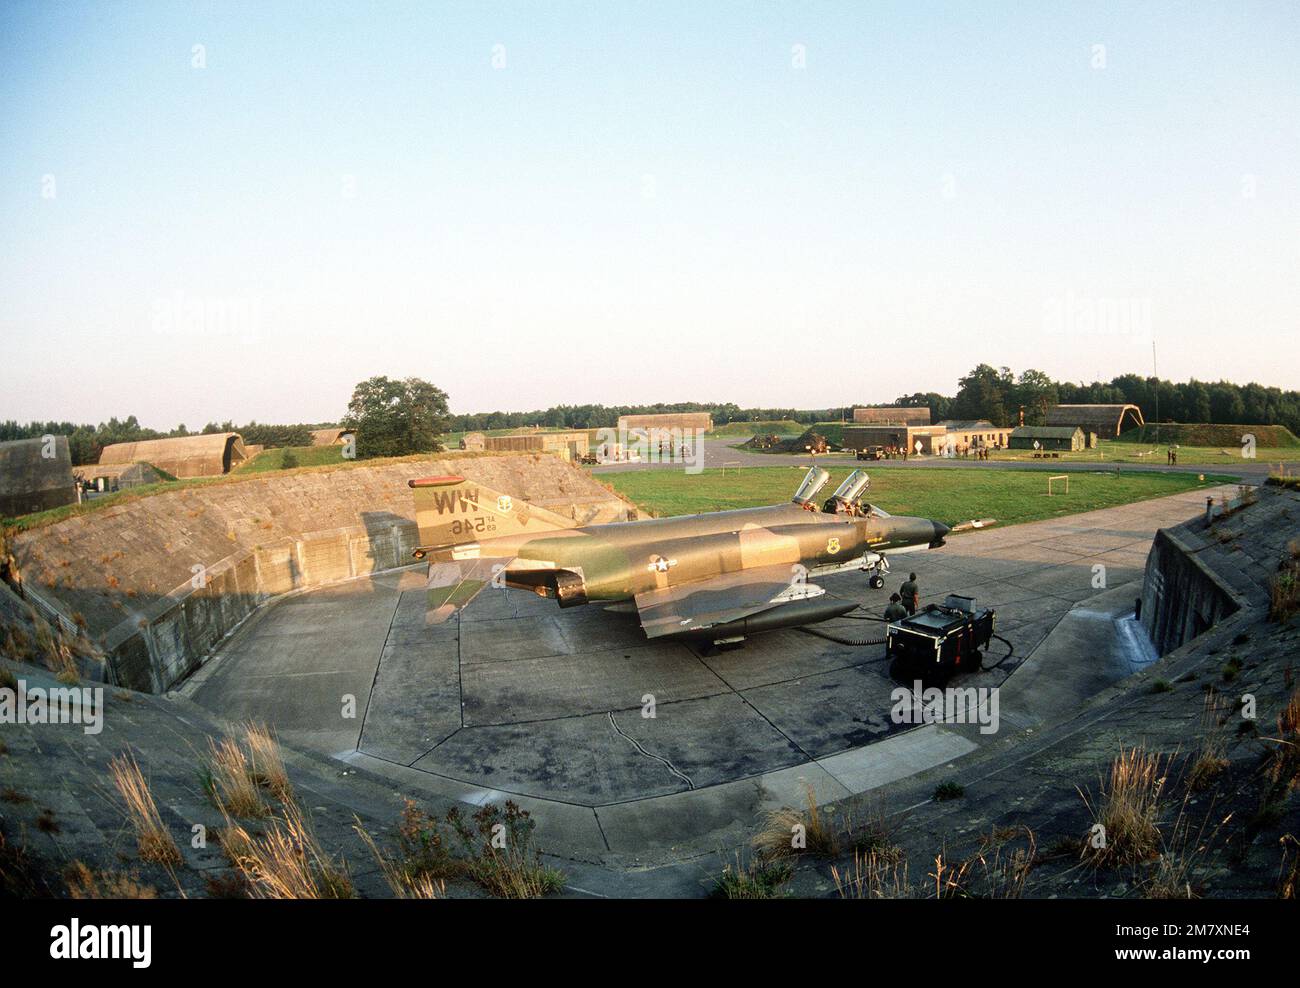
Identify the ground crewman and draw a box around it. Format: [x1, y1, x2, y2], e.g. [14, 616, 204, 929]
[899, 572, 919, 614]
[883, 593, 908, 622]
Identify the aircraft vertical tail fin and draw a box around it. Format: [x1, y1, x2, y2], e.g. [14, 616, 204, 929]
[408, 475, 577, 556]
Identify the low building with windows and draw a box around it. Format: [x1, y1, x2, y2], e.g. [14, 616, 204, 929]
[937, 420, 1014, 450]
[844, 424, 947, 454]
[1008, 425, 1087, 451]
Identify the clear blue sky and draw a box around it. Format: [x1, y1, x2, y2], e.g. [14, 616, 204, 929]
[2, 1, 1296, 428]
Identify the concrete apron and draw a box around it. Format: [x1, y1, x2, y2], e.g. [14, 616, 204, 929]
[170, 488, 1236, 869]
[198, 589, 1152, 870]
[996, 580, 1157, 732]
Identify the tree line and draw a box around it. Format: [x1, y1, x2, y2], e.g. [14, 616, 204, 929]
[447, 403, 849, 433]
[0, 417, 337, 465]
[899, 366, 1300, 434]
[447, 370, 1300, 437]
[5, 368, 1296, 467]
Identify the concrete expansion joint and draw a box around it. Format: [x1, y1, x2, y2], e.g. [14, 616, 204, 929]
[606, 711, 695, 790]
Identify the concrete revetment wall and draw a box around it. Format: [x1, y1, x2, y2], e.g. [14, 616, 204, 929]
[0, 436, 78, 517]
[8, 453, 630, 692]
[1140, 487, 1295, 655]
[1140, 528, 1240, 655]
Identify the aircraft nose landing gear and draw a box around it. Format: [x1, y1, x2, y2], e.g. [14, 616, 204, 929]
[862, 553, 890, 590]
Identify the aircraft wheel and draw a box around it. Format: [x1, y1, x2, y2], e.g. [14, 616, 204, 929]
[869, 575, 885, 589]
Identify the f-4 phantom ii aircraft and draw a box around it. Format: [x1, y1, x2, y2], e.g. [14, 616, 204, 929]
[408, 467, 950, 647]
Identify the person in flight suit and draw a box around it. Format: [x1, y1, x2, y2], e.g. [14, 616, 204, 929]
[883, 593, 909, 622]
[899, 573, 920, 614]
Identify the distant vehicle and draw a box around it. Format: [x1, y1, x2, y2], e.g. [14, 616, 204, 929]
[887, 595, 995, 685]
[408, 466, 950, 649]
[857, 445, 886, 461]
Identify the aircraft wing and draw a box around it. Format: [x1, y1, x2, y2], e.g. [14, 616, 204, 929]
[633, 564, 812, 639]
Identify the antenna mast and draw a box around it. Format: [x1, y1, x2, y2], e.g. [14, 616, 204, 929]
[1152, 340, 1159, 448]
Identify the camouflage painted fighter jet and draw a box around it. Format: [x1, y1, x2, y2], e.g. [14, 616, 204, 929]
[408, 467, 950, 647]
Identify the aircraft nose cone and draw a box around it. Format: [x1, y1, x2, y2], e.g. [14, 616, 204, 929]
[930, 521, 950, 546]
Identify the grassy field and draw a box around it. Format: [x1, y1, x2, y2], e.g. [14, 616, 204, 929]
[1120, 423, 1299, 447]
[985, 441, 1297, 467]
[706, 419, 804, 438]
[442, 426, 582, 446]
[733, 433, 1296, 465]
[603, 465, 1241, 526]
[241, 445, 349, 472]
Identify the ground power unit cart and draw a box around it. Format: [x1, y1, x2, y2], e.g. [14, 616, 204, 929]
[886, 595, 995, 685]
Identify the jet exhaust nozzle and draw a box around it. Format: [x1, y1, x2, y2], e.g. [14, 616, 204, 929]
[553, 570, 589, 608]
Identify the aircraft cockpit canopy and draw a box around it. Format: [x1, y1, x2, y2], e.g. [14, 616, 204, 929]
[792, 466, 831, 506]
[824, 470, 871, 511]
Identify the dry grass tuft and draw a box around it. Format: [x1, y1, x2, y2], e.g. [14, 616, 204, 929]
[202, 736, 267, 818]
[1270, 550, 1300, 622]
[1144, 852, 1197, 899]
[1081, 746, 1169, 867]
[1187, 753, 1229, 792]
[1267, 689, 1300, 794]
[967, 827, 1037, 898]
[1140, 796, 1231, 899]
[3, 626, 33, 661]
[1187, 694, 1230, 793]
[832, 849, 916, 899]
[354, 820, 444, 898]
[219, 800, 353, 899]
[109, 751, 181, 866]
[922, 828, 1037, 899]
[753, 782, 839, 859]
[0, 826, 44, 897]
[36, 621, 79, 681]
[1280, 835, 1299, 900]
[243, 722, 292, 801]
[64, 861, 158, 899]
[203, 869, 250, 899]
